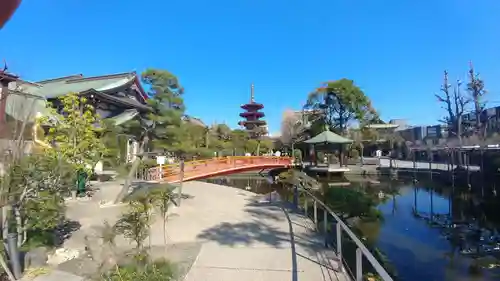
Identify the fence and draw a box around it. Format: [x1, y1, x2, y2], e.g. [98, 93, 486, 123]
[293, 185, 393, 281]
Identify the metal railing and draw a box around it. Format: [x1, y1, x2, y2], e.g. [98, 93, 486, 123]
[293, 186, 393, 281]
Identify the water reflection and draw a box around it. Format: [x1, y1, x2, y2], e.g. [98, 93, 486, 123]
[204, 175, 500, 281]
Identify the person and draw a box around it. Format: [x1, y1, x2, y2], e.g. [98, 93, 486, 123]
[375, 149, 382, 158]
[0, 0, 21, 28]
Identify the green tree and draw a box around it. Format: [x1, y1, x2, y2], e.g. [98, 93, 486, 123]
[115, 200, 151, 251]
[229, 129, 248, 155]
[101, 119, 129, 169]
[142, 69, 185, 152]
[42, 93, 107, 176]
[150, 186, 174, 247]
[259, 139, 274, 154]
[244, 139, 259, 155]
[115, 69, 184, 203]
[305, 79, 379, 135]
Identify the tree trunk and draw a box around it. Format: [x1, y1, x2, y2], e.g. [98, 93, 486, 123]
[2, 205, 9, 239]
[163, 216, 167, 247]
[0, 253, 15, 281]
[14, 206, 21, 247]
[114, 136, 149, 204]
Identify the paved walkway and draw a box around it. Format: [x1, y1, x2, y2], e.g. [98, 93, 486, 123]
[376, 158, 480, 171]
[156, 181, 349, 281]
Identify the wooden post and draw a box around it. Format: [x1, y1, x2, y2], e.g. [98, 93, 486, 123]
[177, 160, 185, 206]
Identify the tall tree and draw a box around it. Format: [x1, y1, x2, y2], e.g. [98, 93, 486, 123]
[467, 62, 488, 138]
[142, 69, 185, 152]
[115, 69, 184, 203]
[304, 79, 378, 135]
[435, 70, 469, 143]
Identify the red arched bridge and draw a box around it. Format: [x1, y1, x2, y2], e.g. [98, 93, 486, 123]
[147, 156, 292, 183]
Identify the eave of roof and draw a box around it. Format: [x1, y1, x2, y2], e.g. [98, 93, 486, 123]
[80, 89, 151, 112]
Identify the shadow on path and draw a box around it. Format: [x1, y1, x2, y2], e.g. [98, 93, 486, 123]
[196, 198, 346, 281]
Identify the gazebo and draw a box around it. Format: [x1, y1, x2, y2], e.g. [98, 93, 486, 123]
[303, 129, 353, 167]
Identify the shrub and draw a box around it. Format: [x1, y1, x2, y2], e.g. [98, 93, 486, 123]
[350, 149, 360, 159]
[293, 149, 302, 162]
[99, 259, 176, 281]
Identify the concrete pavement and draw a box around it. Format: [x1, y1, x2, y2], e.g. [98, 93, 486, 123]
[159, 181, 349, 281]
[28, 180, 348, 281]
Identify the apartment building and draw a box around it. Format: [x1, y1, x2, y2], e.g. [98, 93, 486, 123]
[462, 106, 500, 135]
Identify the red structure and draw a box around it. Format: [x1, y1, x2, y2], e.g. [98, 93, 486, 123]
[238, 84, 267, 135]
[148, 156, 292, 183]
[0, 0, 21, 28]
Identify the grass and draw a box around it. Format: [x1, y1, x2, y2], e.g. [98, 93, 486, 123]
[98, 259, 176, 281]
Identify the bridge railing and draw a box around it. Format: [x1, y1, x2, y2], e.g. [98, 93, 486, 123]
[146, 156, 292, 181]
[295, 186, 393, 281]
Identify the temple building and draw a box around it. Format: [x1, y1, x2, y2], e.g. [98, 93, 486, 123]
[0, 70, 151, 162]
[238, 83, 267, 137]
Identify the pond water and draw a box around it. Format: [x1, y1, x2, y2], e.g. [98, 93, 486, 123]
[204, 175, 500, 281]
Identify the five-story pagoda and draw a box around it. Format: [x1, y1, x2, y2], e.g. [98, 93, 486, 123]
[238, 83, 267, 137]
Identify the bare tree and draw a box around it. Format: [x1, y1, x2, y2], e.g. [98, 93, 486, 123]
[467, 61, 488, 139]
[280, 109, 301, 145]
[436, 70, 470, 144]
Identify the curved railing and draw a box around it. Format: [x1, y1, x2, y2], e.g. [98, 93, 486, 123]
[293, 186, 393, 281]
[147, 156, 293, 182]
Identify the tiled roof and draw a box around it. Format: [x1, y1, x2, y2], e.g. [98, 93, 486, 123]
[5, 72, 149, 122]
[35, 72, 138, 99]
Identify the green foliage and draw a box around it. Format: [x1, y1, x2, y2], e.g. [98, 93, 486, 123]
[140, 68, 185, 153]
[305, 79, 379, 134]
[41, 93, 107, 174]
[23, 190, 65, 231]
[349, 148, 360, 159]
[99, 259, 176, 281]
[323, 187, 382, 221]
[230, 129, 249, 154]
[293, 149, 302, 162]
[115, 200, 151, 250]
[150, 185, 174, 245]
[101, 119, 129, 169]
[244, 139, 259, 155]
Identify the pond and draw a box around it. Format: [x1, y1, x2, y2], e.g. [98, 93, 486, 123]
[204, 174, 500, 281]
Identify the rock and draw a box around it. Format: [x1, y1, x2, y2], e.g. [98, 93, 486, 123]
[24, 247, 49, 269]
[47, 248, 81, 265]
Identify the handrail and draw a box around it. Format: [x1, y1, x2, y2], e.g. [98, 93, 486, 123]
[296, 186, 393, 281]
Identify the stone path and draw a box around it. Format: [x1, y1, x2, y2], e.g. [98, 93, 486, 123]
[156, 181, 349, 281]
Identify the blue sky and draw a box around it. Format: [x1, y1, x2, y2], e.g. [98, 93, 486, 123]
[1, 1, 500, 135]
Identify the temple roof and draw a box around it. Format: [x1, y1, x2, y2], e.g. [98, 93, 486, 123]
[4, 71, 149, 123]
[33, 72, 147, 101]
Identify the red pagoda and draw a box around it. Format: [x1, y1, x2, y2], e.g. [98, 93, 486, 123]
[239, 83, 267, 137]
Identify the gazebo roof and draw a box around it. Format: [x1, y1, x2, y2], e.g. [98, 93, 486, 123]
[304, 129, 353, 144]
